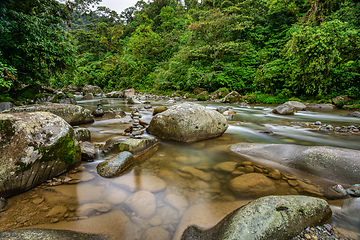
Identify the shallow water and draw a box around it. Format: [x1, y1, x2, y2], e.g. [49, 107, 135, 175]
[1, 98, 360, 239]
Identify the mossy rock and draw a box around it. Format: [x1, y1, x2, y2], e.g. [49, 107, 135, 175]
[0, 112, 80, 197]
[101, 136, 159, 156]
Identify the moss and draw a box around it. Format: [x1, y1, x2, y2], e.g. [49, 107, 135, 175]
[0, 120, 15, 139]
[15, 162, 32, 172]
[38, 133, 76, 164]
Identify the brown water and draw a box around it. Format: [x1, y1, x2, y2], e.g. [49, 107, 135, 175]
[1, 98, 360, 239]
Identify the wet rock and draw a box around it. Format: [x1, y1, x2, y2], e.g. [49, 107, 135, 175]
[74, 128, 91, 142]
[101, 136, 158, 156]
[0, 112, 81, 198]
[80, 141, 96, 161]
[213, 162, 239, 172]
[220, 91, 241, 103]
[112, 174, 166, 192]
[222, 110, 236, 116]
[124, 88, 135, 97]
[341, 198, 360, 223]
[179, 166, 211, 181]
[306, 104, 334, 110]
[106, 91, 124, 98]
[0, 229, 107, 240]
[76, 203, 112, 217]
[92, 108, 104, 117]
[148, 103, 228, 142]
[348, 111, 360, 118]
[324, 185, 348, 199]
[101, 109, 126, 119]
[153, 106, 168, 116]
[315, 121, 321, 125]
[83, 85, 102, 96]
[67, 171, 95, 183]
[144, 105, 152, 109]
[284, 101, 306, 111]
[229, 173, 277, 197]
[268, 169, 282, 180]
[215, 106, 231, 114]
[272, 104, 295, 115]
[2, 102, 94, 125]
[181, 195, 332, 240]
[231, 143, 360, 185]
[239, 102, 250, 108]
[82, 93, 94, 100]
[332, 95, 351, 106]
[127, 96, 141, 104]
[141, 226, 171, 240]
[97, 151, 134, 178]
[174, 200, 250, 240]
[0, 102, 14, 112]
[124, 191, 156, 218]
[346, 184, 360, 197]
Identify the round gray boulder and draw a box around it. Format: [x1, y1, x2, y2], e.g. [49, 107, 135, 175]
[181, 195, 332, 240]
[272, 104, 295, 115]
[284, 101, 306, 111]
[148, 103, 228, 142]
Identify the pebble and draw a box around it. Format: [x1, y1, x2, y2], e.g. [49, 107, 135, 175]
[291, 225, 344, 240]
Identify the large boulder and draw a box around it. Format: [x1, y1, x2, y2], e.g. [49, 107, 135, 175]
[97, 151, 134, 177]
[2, 102, 94, 126]
[82, 85, 102, 96]
[284, 101, 306, 111]
[181, 195, 332, 240]
[0, 112, 81, 197]
[231, 143, 360, 185]
[148, 103, 228, 142]
[220, 91, 241, 103]
[0, 102, 14, 112]
[272, 104, 295, 115]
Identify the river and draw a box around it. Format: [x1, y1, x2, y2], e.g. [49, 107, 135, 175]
[0, 97, 359, 239]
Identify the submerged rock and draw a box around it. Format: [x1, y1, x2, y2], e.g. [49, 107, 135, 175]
[2, 102, 94, 126]
[0, 229, 106, 240]
[124, 190, 156, 218]
[181, 195, 332, 240]
[97, 151, 134, 177]
[231, 143, 360, 185]
[0, 112, 81, 197]
[148, 103, 228, 142]
[229, 173, 277, 197]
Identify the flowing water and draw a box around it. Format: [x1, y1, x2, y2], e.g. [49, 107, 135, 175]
[1, 98, 360, 239]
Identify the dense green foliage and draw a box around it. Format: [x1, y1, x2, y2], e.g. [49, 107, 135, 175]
[1, 0, 360, 101]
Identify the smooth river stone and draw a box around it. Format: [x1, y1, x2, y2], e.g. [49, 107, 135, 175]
[76, 203, 112, 217]
[164, 193, 190, 213]
[111, 175, 166, 192]
[178, 166, 211, 182]
[229, 173, 277, 197]
[124, 191, 156, 219]
[213, 162, 239, 172]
